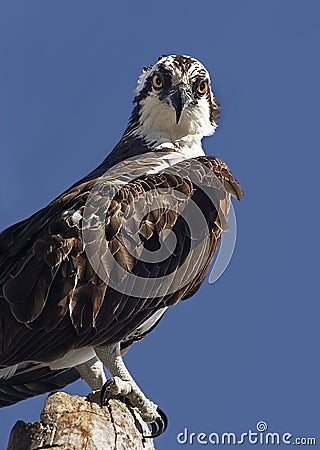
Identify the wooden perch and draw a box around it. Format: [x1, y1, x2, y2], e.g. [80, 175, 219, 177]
[7, 392, 156, 450]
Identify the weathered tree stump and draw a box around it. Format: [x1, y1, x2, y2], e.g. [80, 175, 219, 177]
[7, 392, 156, 450]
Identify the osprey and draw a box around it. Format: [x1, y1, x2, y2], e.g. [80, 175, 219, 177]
[0, 55, 243, 437]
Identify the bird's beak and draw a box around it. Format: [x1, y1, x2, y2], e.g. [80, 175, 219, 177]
[169, 86, 193, 124]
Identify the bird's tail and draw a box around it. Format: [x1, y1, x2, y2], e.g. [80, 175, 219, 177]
[0, 364, 80, 407]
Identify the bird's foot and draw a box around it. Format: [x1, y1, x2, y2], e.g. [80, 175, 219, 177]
[100, 376, 168, 437]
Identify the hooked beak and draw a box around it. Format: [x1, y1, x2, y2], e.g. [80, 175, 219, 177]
[169, 86, 193, 124]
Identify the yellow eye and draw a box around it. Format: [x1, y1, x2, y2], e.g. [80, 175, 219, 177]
[152, 74, 163, 89]
[197, 80, 209, 95]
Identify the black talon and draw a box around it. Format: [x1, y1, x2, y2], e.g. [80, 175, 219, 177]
[144, 406, 168, 438]
[99, 380, 110, 406]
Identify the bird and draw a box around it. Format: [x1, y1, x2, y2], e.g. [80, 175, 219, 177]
[0, 55, 243, 437]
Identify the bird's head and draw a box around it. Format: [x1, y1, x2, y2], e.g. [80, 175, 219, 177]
[129, 55, 219, 152]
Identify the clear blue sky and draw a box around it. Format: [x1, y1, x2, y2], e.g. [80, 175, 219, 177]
[1, 1, 320, 448]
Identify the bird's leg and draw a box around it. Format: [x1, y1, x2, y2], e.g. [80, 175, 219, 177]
[76, 356, 107, 392]
[95, 343, 157, 421]
[95, 343, 167, 437]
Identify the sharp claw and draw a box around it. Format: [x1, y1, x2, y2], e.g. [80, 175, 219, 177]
[143, 406, 168, 438]
[100, 379, 168, 437]
[99, 381, 109, 406]
[150, 421, 159, 438]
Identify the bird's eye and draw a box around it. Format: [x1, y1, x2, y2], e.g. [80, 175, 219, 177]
[197, 80, 209, 95]
[152, 74, 163, 89]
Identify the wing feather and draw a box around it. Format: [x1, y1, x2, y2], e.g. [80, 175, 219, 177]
[0, 151, 243, 369]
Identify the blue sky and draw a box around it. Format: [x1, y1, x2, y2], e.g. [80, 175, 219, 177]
[1, 1, 320, 448]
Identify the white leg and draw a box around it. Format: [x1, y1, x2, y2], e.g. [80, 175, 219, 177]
[95, 343, 160, 423]
[76, 356, 107, 392]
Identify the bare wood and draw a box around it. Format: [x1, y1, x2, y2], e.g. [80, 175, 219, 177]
[7, 392, 156, 450]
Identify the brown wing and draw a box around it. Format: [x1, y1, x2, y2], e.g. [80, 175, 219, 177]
[197, 156, 244, 200]
[0, 152, 243, 366]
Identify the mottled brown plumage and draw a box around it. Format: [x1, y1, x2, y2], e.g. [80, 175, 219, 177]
[0, 151, 242, 404]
